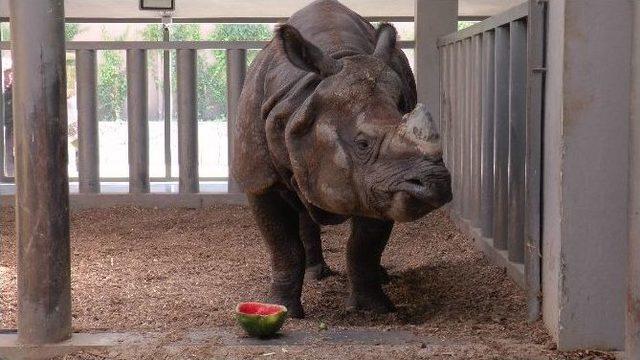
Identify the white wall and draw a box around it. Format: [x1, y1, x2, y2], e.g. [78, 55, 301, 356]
[543, 0, 632, 350]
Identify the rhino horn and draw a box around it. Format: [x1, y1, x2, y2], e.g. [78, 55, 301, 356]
[403, 103, 440, 144]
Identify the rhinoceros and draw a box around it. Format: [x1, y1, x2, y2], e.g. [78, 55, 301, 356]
[232, 0, 452, 318]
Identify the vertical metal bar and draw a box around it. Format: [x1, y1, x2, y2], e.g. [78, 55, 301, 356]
[11, 0, 71, 344]
[447, 44, 456, 204]
[471, 34, 483, 228]
[163, 26, 171, 180]
[445, 44, 454, 166]
[226, 49, 246, 194]
[439, 46, 446, 138]
[454, 41, 464, 214]
[462, 38, 472, 221]
[481, 30, 496, 238]
[508, 20, 527, 264]
[76, 49, 100, 193]
[176, 49, 199, 193]
[493, 25, 510, 250]
[629, 0, 640, 353]
[127, 49, 150, 193]
[0, 27, 6, 182]
[525, 0, 546, 322]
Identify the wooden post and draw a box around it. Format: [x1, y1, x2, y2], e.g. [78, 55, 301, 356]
[10, 0, 71, 344]
[177, 49, 199, 193]
[127, 49, 150, 193]
[76, 49, 100, 193]
[226, 49, 246, 194]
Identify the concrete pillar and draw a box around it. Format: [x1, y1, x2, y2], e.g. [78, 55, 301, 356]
[627, 1, 640, 357]
[542, 0, 632, 350]
[176, 49, 199, 193]
[226, 49, 246, 194]
[76, 49, 100, 194]
[127, 49, 150, 194]
[10, 0, 71, 344]
[414, 0, 458, 124]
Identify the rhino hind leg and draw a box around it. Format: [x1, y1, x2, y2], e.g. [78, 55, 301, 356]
[247, 191, 306, 318]
[299, 211, 335, 281]
[346, 217, 395, 314]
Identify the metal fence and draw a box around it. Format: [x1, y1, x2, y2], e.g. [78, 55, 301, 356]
[437, 0, 546, 320]
[0, 39, 414, 195]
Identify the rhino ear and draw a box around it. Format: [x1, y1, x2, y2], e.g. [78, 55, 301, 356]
[277, 24, 342, 77]
[373, 23, 398, 63]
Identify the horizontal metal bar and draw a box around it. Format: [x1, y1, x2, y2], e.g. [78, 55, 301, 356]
[437, 2, 528, 46]
[0, 16, 417, 24]
[0, 193, 248, 209]
[0, 40, 415, 50]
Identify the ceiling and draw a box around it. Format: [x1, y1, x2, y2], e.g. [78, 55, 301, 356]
[0, 0, 526, 20]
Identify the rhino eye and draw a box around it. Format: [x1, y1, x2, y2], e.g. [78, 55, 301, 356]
[355, 138, 370, 151]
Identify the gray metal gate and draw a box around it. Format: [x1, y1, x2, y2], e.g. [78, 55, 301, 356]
[437, 0, 546, 320]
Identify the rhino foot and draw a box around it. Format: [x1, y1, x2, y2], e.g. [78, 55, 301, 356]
[346, 290, 395, 314]
[305, 262, 336, 281]
[270, 296, 304, 319]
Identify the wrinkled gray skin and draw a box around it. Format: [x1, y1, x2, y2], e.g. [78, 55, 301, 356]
[233, 0, 452, 318]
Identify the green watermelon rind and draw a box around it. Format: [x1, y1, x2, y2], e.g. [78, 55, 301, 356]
[235, 303, 288, 338]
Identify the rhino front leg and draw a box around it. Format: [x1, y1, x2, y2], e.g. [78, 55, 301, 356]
[248, 192, 305, 318]
[346, 216, 394, 313]
[299, 211, 335, 281]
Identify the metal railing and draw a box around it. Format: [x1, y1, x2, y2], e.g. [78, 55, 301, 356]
[437, 0, 546, 320]
[0, 39, 414, 194]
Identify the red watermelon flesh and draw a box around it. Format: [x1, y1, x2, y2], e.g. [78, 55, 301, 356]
[237, 302, 286, 316]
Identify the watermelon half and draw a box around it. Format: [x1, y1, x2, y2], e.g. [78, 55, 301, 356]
[235, 302, 288, 338]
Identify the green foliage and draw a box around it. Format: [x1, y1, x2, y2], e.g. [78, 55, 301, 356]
[139, 23, 272, 121]
[97, 29, 127, 122]
[457, 21, 478, 31]
[1, 23, 9, 41]
[65, 23, 82, 41]
[0, 23, 82, 41]
[199, 24, 272, 120]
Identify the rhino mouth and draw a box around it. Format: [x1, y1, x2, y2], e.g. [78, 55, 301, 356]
[381, 173, 452, 222]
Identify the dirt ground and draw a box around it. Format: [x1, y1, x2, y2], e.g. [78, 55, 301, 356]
[0, 205, 616, 359]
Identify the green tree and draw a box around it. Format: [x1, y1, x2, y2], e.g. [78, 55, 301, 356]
[97, 29, 127, 122]
[140, 23, 273, 121]
[200, 24, 272, 120]
[457, 21, 478, 31]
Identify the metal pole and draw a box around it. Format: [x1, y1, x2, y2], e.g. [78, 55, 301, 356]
[525, 0, 546, 322]
[163, 26, 171, 179]
[0, 26, 6, 183]
[471, 34, 483, 228]
[481, 30, 496, 238]
[76, 49, 100, 193]
[176, 49, 198, 193]
[452, 41, 463, 215]
[492, 25, 510, 250]
[462, 38, 472, 221]
[10, 0, 71, 344]
[127, 49, 150, 193]
[507, 20, 526, 264]
[447, 44, 456, 211]
[226, 49, 246, 194]
[628, 0, 640, 355]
